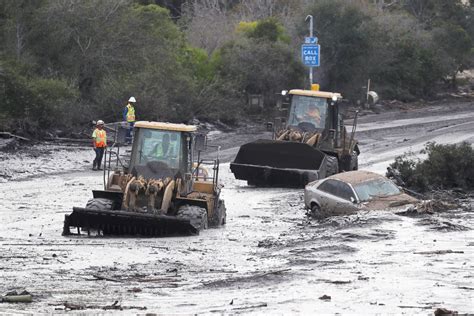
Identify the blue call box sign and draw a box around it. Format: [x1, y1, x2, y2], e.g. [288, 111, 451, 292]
[301, 44, 320, 67]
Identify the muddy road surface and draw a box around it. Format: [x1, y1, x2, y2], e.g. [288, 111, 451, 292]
[1, 101, 473, 314]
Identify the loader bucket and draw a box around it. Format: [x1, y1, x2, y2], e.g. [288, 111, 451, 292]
[230, 139, 327, 187]
[63, 208, 198, 237]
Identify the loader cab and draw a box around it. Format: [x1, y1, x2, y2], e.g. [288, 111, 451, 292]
[286, 90, 342, 132]
[128, 122, 197, 179]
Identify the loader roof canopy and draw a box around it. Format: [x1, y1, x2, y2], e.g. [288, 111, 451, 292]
[134, 121, 197, 132]
[289, 89, 342, 100]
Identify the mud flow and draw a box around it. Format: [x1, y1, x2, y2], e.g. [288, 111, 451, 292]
[0, 102, 473, 313]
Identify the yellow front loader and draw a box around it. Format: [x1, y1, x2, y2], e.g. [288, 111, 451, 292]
[63, 121, 226, 237]
[231, 88, 359, 187]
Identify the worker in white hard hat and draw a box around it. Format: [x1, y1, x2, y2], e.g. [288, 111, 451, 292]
[123, 96, 137, 144]
[92, 120, 107, 170]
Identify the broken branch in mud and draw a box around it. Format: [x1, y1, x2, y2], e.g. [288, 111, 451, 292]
[0, 132, 30, 141]
[413, 250, 464, 255]
[315, 278, 352, 285]
[136, 276, 181, 283]
[63, 301, 146, 311]
[397, 305, 432, 309]
[210, 302, 268, 313]
[0, 256, 29, 259]
[92, 274, 122, 282]
[398, 199, 462, 217]
[231, 302, 268, 311]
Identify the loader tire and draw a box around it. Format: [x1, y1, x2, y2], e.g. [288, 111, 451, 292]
[211, 200, 226, 227]
[177, 205, 208, 232]
[326, 155, 339, 177]
[85, 198, 114, 211]
[351, 151, 359, 170]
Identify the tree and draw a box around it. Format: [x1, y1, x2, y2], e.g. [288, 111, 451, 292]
[213, 18, 304, 110]
[181, 0, 237, 55]
[365, 12, 448, 99]
[396, 0, 474, 87]
[434, 23, 473, 87]
[0, 0, 44, 61]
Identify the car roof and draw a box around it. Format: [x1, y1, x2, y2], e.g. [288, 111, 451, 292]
[325, 170, 386, 185]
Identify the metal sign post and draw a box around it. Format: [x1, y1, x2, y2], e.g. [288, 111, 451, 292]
[306, 15, 313, 86]
[303, 15, 320, 88]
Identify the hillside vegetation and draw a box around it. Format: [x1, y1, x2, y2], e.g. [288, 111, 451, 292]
[1, 0, 472, 135]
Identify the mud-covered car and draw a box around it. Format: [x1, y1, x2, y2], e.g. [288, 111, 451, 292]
[304, 170, 418, 218]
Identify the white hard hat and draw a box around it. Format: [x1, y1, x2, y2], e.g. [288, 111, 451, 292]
[128, 96, 136, 103]
[97, 120, 104, 125]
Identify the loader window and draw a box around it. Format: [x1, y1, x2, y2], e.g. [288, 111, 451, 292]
[288, 95, 328, 129]
[131, 129, 183, 170]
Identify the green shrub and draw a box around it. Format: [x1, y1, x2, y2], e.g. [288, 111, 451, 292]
[388, 142, 474, 192]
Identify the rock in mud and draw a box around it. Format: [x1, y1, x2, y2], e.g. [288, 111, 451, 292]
[319, 295, 331, 301]
[434, 307, 458, 316]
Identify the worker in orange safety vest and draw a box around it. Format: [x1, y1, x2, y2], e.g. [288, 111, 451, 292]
[92, 120, 107, 170]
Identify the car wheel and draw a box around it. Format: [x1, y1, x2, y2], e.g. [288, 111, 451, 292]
[310, 203, 325, 220]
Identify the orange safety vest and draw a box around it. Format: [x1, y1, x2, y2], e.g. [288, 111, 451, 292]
[93, 129, 107, 148]
[126, 104, 136, 122]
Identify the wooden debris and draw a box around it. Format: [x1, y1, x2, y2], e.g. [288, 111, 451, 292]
[414, 250, 464, 255]
[92, 274, 122, 282]
[136, 276, 180, 283]
[231, 303, 267, 311]
[316, 279, 352, 285]
[0, 132, 30, 141]
[397, 305, 432, 309]
[63, 301, 147, 311]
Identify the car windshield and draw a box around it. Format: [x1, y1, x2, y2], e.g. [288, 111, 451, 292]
[133, 129, 182, 169]
[287, 95, 327, 128]
[353, 178, 401, 202]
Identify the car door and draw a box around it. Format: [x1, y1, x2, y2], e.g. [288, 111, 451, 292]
[317, 179, 359, 215]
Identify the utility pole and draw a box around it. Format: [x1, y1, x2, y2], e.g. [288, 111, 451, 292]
[305, 15, 313, 87]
